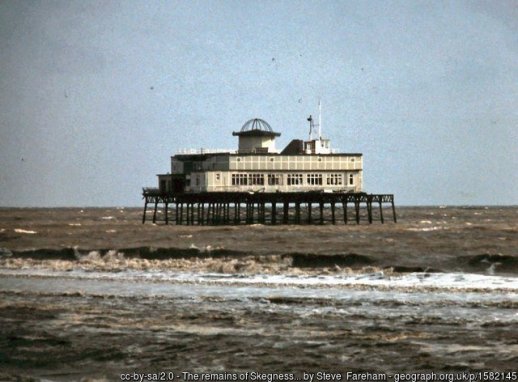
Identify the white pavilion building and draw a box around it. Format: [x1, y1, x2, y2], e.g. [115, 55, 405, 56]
[157, 114, 363, 194]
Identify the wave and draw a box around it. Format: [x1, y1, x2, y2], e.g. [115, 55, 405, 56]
[1, 246, 518, 276]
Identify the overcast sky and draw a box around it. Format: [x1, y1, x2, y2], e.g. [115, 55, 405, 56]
[0, 0, 516, 207]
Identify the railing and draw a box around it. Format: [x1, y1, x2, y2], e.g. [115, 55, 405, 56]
[176, 148, 237, 155]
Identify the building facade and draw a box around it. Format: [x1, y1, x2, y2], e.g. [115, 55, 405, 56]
[156, 116, 363, 194]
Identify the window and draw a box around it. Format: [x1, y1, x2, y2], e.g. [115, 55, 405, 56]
[287, 174, 303, 186]
[232, 174, 248, 185]
[349, 174, 354, 185]
[327, 174, 343, 185]
[267, 174, 281, 185]
[307, 173, 323, 185]
[249, 173, 264, 185]
[216, 173, 220, 181]
[232, 174, 265, 186]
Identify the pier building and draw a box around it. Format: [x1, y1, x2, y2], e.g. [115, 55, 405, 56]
[142, 107, 395, 225]
[159, 116, 362, 195]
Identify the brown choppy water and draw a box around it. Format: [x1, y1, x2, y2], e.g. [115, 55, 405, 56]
[0, 206, 517, 381]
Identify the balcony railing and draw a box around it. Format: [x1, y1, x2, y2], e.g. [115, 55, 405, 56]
[176, 148, 236, 155]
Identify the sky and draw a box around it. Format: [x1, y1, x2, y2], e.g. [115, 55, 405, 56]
[0, 0, 516, 207]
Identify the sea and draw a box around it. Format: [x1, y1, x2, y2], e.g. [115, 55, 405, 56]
[0, 206, 517, 381]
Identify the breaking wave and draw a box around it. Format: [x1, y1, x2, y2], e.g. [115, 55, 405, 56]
[1, 246, 518, 276]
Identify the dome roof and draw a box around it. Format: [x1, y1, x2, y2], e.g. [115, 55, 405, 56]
[233, 118, 281, 137]
[240, 118, 273, 132]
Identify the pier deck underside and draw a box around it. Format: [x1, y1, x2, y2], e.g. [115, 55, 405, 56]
[142, 191, 396, 225]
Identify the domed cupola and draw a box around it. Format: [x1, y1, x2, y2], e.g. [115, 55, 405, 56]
[232, 118, 281, 153]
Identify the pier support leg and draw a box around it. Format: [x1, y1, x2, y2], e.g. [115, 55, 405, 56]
[295, 203, 301, 224]
[271, 203, 277, 225]
[319, 202, 324, 225]
[391, 200, 397, 223]
[142, 201, 147, 224]
[246, 203, 253, 224]
[208, 203, 214, 225]
[343, 201, 348, 224]
[165, 202, 169, 225]
[216, 203, 221, 225]
[152, 200, 158, 224]
[331, 202, 336, 225]
[367, 199, 373, 224]
[355, 201, 360, 225]
[226, 203, 231, 224]
[307, 203, 312, 224]
[283, 202, 289, 224]
[379, 201, 384, 224]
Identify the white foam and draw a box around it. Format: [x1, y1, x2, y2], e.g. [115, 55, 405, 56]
[1, 267, 517, 293]
[406, 226, 444, 232]
[14, 228, 37, 234]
